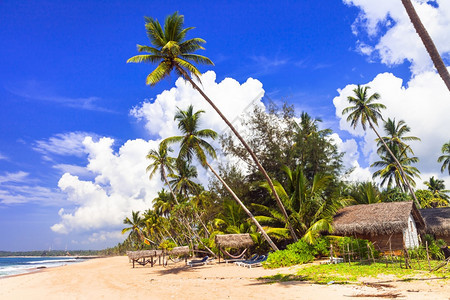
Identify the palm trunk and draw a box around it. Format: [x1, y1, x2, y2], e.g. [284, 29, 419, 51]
[179, 67, 298, 242]
[368, 119, 421, 208]
[162, 169, 215, 254]
[401, 0, 450, 92]
[206, 161, 279, 251]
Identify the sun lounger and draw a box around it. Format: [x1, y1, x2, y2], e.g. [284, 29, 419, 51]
[188, 256, 215, 267]
[234, 254, 259, 266]
[241, 255, 267, 268]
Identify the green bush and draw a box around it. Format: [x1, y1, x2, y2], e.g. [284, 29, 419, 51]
[264, 237, 330, 269]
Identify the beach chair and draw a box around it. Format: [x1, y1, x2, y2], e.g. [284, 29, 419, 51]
[188, 256, 214, 267]
[241, 255, 267, 268]
[234, 254, 259, 266]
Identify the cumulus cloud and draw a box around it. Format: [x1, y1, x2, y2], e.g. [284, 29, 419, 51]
[344, 0, 450, 75]
[333, 71, 450, 188]
[52, 71, 267, 238]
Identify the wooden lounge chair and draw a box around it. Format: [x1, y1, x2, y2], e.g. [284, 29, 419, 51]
[188, 256, 214, 267]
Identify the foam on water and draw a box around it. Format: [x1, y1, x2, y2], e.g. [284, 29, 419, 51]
[0, 257, 83, 277]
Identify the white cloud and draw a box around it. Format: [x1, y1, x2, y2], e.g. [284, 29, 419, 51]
[344, 0, 450, 75]
[34, 132, 95, 158]
[329, 133, 372, 182]
[52, 71, 266, 236]
[0, 153, 7, 160]
[333, 71, 450, 188]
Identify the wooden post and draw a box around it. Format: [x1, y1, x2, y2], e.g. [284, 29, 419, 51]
[425, 241, 431, 271]
[347, 243, 351, 265]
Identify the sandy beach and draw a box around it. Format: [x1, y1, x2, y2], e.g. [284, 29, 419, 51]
[0, 256, 448, 300]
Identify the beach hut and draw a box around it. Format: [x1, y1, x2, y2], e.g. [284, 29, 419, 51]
[420, 207, 450, 245]
[215, 233, 254, 263]
[332, 201, 425, 251]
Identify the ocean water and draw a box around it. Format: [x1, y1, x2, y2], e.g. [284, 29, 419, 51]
[0, 257, 83, 277]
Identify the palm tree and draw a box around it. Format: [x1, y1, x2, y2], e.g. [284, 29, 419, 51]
[377, 118, 420, 156]
[372, 148, 420, 192]
[146, 143, 180, 204]
[122, 211, 145, 244]
[127, 11, 296, 241]
[342, 85, 420, 207]
[424, 176, 450, 201]
[260, 165, 348, 243]
[438, 141, 450, 175]
[168, 160, 202, 197]
[348, 181, 382, 204]
[401, 0, 450, 92]
[163, 105, 279, 251]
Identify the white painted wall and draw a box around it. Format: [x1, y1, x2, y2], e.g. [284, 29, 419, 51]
[403, 213, 420, 248]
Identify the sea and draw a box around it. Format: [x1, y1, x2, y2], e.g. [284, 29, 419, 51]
[0, 257, 84, 278]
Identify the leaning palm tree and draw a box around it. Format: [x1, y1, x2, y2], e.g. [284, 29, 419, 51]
[401, 0, 450, 92]
[342, 85, 420, 207]
[163, 105, 279, 251]
[127, 11, 297, 241]
[438, 141, 450, 175]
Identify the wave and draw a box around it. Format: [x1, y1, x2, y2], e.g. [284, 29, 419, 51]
[26, 258, 77, 264]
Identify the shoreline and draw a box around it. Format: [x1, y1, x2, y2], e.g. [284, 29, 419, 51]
[0, 256, 448, 299]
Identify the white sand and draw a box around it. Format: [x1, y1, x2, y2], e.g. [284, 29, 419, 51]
[0, 256, 448, 299]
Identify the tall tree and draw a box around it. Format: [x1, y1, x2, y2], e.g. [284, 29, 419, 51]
[121, 211, 145, 244]
[424, 176, 449, 201]
[401, 0, 450, 92]
[438, 141, 450, 175]
[372, 118, 421, 192]
[342, 85, 420, 207]
[163, 105, 279, 251]
[127, 12, 296, 241]
[146, 143, 180, 204]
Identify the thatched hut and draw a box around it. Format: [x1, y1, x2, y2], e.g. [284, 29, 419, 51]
[420, 207, 450, 245]
[333, 201, 425, 251]
[215, 233, 254, 263]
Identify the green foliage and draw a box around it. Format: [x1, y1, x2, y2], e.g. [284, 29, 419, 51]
[264, 237, 330, 269]
[335, 237, 379, 260]
[159, 240, 177, 251]
[382, 187, 411, 202]
[408, 234, 445, 260]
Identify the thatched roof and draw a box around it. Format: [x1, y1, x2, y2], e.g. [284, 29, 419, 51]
[167, 246, 190, 256]
[126, 250, 163, 259]
[333, 201, 425, 236]
[420, 207, 450, 236]
[215, 233, 254, 248]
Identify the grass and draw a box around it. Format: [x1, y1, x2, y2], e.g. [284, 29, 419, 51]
[258, 260, 449, 285]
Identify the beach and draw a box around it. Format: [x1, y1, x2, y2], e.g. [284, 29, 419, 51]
[0, 256, 448, 300]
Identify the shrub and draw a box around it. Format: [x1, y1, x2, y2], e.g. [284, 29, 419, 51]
[264, 237, 330, 269]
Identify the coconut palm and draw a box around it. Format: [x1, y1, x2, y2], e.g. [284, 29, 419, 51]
[260, 165, 348, 243]
[168, 160, 202, 197]
[122, 211, 145, 243]
[377, 118, 420, 156]
[401, 0, 450, 92]
[424, 176, 450, 201]
[372, 148, 420, 192]
[127, 11, 296, 241]
[163, 105, 279, 251]
[438, 141, 450, 175]
[342, 85, 420, 207]
[348, 181, 382, 204]
[146, 143, 180, 205]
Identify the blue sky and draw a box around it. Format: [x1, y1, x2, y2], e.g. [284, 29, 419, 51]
[1, 0, 449, 251]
